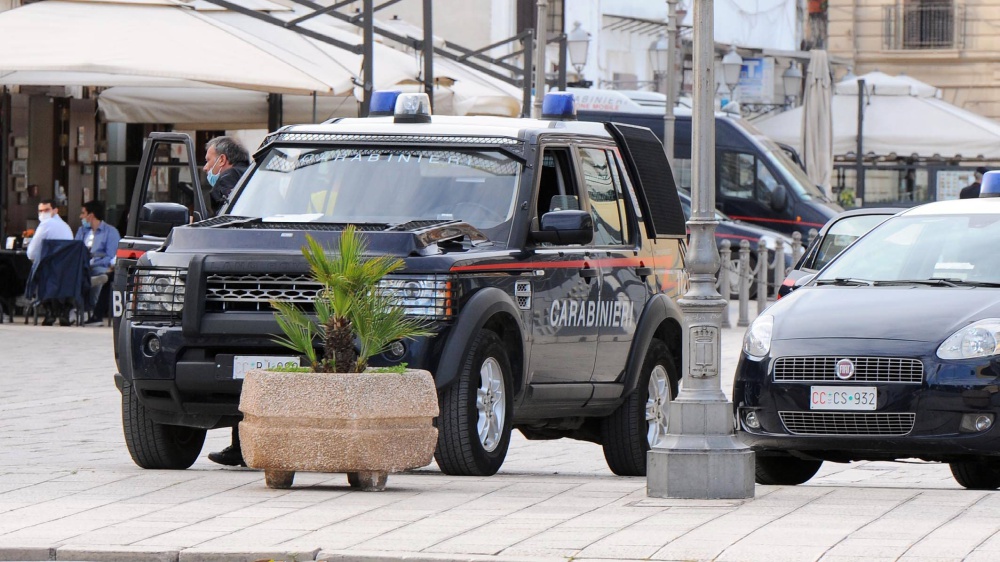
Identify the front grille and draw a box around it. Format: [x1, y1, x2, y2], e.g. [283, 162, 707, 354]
[773, 356, 923, 384]
[204, 273, 456, 318]
[779, 412, 915, 436]
[205, 273, 319, 312]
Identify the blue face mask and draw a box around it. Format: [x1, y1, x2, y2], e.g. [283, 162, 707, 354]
[206, 156, 224, 187]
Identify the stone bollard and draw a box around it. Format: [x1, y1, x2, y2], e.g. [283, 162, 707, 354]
[737, 239, 751, 327]
[719, 239, 731, 329]
[757, 240, 768, 315]
[808, 227, 818, 249]
[791, 231, 803, 263]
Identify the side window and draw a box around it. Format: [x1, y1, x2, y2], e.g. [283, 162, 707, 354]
[755, 159, 780, 206]
[535, 147, 579, 226]
[718, 151, 755, 199]
[580, 147, 625, 246]
[673, 157, 692, 191]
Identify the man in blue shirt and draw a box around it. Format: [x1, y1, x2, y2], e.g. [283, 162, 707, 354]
[76, 200, 121, 324]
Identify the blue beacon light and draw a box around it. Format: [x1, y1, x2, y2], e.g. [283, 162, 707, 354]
[369, 90, 402, 117]
[980, 170, 1000, 198]
[541, 92, 577, 121]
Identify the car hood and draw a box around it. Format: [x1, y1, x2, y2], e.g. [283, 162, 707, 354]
[772, 286, 1000, 342]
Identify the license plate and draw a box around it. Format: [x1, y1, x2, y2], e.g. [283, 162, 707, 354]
[809, 386, 877, 411]
[233, 355, 300, 379]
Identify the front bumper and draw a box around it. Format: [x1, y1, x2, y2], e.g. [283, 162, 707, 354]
[733, 337, 1000, 462]
[121, 313, 449, 428]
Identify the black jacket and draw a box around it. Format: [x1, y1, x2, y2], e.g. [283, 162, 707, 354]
[209, 162, 249, 214]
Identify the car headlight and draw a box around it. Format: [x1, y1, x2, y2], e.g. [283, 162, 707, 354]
[379, 276, 453, 318]
[743, 314, 773, 361]
[131, 268, 186, 315]
[937, 319, 1000, 360]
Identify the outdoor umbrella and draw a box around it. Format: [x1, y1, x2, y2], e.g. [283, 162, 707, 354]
[0, 0, 337, 94]
[801, 50, 833, 199]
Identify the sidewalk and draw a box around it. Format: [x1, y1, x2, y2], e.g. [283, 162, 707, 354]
[0, 306, 995, 562]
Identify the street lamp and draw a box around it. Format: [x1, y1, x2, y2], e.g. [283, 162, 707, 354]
[566, 21, 592, 88]
[782, 60, 803, 106]
[721, 45, 743, 100]
[649, 33, 670, 85]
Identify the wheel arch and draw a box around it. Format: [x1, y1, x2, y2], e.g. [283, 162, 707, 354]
[621, 294, 684, 398]
[436, 286, 527, 393]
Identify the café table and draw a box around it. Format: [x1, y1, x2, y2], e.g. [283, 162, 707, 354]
[0, 248, 32, 322]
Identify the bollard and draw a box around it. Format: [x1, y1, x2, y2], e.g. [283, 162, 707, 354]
[773, 238, 785, 297]
[719, 239, 731, 329]
[757, 240, 768, 315]
[791, 231, 803, 263]
[737, 239, 751, 327]
[807, 228, 818, 249]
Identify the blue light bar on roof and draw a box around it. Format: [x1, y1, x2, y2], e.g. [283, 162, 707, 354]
[370, 90, 402, 117]
[980, 170, 1000, 197]
[541, 92, 577, 121]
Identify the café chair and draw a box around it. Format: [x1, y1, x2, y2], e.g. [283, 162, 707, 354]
[24, 239, 91, 326]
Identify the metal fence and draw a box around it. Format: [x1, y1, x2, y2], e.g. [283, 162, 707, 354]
[883, 2, 966, 50]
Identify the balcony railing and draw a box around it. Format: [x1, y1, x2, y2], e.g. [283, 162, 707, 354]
[883, 2, 966, 50]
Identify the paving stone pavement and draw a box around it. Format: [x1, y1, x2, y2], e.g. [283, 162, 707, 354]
[0, 305, 996, 562]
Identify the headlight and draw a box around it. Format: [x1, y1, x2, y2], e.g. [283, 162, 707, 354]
[743, 314, 773, 361]
[937, 319, 1000, 360]
[379, 276, 453, 318]
[131, 268, 186, 315]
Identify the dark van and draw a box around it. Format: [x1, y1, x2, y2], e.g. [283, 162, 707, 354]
[572, 89, 842, 237]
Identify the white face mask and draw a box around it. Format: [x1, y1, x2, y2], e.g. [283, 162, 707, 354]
[38, 211, 52, 223]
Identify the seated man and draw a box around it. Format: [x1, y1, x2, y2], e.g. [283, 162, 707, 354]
[26, 199, 73, 325]
[76, 200, 121, 325]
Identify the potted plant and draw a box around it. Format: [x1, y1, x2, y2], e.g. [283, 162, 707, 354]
[238, 226, 437, 491]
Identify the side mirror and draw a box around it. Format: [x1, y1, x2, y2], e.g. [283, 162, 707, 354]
[532, 210, 594, 245]
[139, 202, 189, 237]
[771, 184, 789, 212]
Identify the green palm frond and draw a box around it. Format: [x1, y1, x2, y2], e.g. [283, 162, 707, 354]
[350, 288, 432, 371]
[270, 300, 318, 368]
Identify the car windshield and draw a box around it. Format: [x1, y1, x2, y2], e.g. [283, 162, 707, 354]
[736, 119, 827, 201]
[229, 146, 522, 241]
[813, 214, 893, 270]
[818, 213, 1000, 284]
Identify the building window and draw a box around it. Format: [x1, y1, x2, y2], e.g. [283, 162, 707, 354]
[884, 0, 963, 50]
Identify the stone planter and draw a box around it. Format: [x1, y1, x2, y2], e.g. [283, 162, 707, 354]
[239, 369, 439, 491]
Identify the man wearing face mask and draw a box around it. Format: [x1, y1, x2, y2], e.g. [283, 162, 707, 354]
[27, 199, 74, 325]
[204, 136, 250, 215]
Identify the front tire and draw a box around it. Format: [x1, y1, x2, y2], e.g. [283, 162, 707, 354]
[435, 330, 513, 476]
[121, 379, 206, 470]
[601, 339, 678, 476]
[950, 459, 1000, 490]
[755, 454, 822, 485]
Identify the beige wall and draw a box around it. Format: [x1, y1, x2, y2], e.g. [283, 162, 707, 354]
[829, 0, 1000, 119]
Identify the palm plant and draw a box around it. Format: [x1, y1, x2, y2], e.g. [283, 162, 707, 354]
[272, 226, 431, 373]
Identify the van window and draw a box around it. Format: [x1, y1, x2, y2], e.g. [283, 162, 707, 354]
[734, 118, 826, 201]
[719, 150, 784, 208]
[580, 147, 627, 246]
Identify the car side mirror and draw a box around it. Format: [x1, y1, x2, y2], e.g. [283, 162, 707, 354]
[771, 184, 789, 212]
[139, 202, 189, 237]
[532, 210, 594, 245]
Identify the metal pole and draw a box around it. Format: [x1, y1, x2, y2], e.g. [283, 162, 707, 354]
[522, 34, 533, 118]
[663, 0, 678, 171]
[557, 35, 568, 91]
[647, 0, 755, 500]
[423, 0, 434, 110]
[312, 92, 317, 123]
[855, 78, 865, 205]
[267, 94, 283, 132]
[531, 0, 548, 119]
[361, 0, 374, 117]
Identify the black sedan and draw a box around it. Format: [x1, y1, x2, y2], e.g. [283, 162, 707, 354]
[776, 207, 899, 298]
[734, 199, 1000, 489]
[678, 192, 793, 298]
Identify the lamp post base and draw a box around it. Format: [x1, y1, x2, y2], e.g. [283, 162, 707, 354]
[647, 400, 755, 499]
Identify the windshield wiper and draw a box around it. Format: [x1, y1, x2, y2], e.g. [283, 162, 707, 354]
[815, 278, 874, 286]
[874, 278, 960, 287]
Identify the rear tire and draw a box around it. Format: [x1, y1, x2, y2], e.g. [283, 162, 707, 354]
[950, 459, 1000, 490]
[121, 379, 206, 470]
[601, 339, 678, 477]
[755, 454, 822, 485]
[434, 330, 513, 476]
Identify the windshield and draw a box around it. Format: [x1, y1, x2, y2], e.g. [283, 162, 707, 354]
[735, 119, 827, 201]
[819, 213, 1000, 284]
[230, 146, 521, 241]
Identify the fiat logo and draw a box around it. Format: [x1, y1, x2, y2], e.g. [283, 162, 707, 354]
[835, 358, 855, 380]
